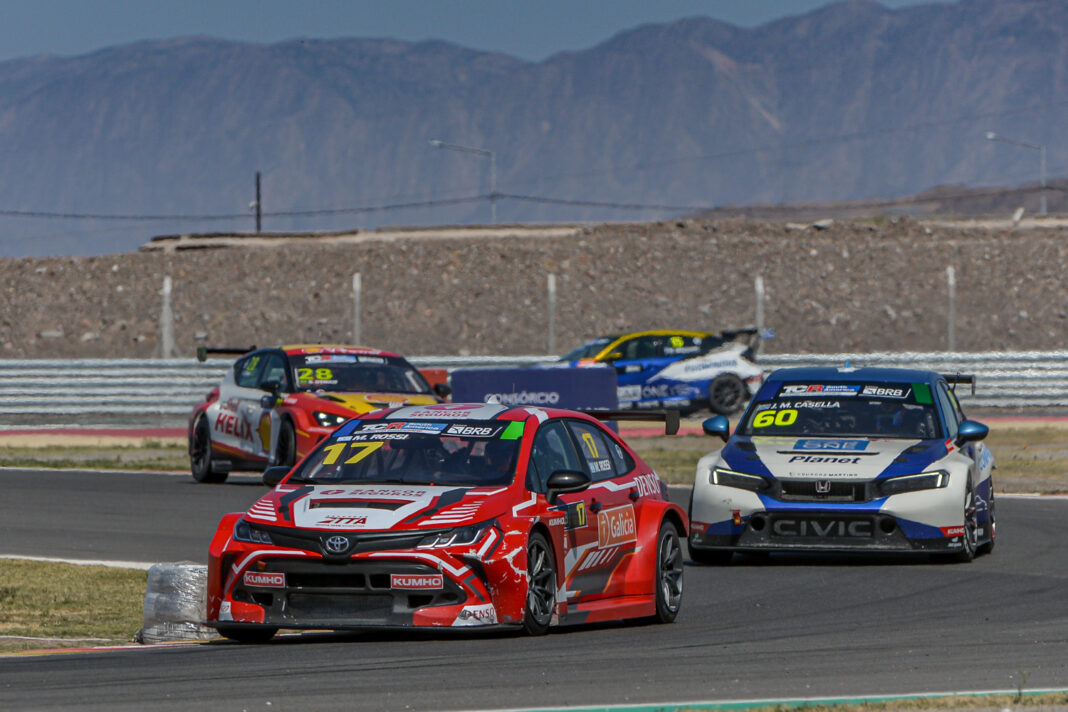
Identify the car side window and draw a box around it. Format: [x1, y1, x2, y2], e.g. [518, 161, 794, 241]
[260, 353, 290, 391]
[235, 354, 265, 388]
[936, 382, 960, 440]
[621, 336, 663, 360]
[566, 420, 617, 482]
[527, 421, 583, 493]
[605, 433, 635, 475]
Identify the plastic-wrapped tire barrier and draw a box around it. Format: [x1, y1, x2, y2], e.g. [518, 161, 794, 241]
[138, 563, 216, 643]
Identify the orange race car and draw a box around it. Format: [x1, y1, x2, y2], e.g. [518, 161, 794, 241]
[188, 345, 450, 483]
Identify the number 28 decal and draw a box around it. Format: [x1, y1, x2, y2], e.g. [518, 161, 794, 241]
[752, 409, 798, 428]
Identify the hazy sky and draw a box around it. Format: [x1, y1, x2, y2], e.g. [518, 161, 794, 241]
[1, 0, 952, 63]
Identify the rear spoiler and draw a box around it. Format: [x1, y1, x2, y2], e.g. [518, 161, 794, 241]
[196, 345, 257, 362]
[720, 326, 760, 353]
[577, 409, 680, 436]
[941, 373, 976, 396]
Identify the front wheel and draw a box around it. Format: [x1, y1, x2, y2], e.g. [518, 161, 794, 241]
[190, 414, 227, 483]
[653, 521, 684, 623]
[708, 374, 747, 415]
[276, 419, 297, 468]
[938, 479, 977, 563]
[522, 532, 556, 635]
[215, 625, 278, 644]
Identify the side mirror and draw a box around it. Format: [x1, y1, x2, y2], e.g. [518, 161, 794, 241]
[262, 466, 290, 487]
[702, 415, 731, 443]
[433, 382, 452, 399]
[259, 394, 278, 410]
[955, 419, 988, 446]
[546, 470, 590, 504]
[259, 379, 281, 395]
[604, 352, 623, 362]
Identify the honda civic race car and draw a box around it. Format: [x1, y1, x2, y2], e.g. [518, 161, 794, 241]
[557, 329, 763, 415]
[188, 345, 450, 483]
[688, 367, 996, 563]
[205, 402, 687, 642]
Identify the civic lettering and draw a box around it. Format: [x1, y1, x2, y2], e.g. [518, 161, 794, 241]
[771, 519, 873, 538]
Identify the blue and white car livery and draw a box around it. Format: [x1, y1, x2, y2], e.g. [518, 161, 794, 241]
[688, 366, 995, 563]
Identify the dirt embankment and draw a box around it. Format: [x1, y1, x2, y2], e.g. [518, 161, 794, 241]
[1, 217, 1065, 359]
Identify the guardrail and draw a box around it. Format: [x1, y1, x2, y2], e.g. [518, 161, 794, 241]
[0, 352, 1063, 416]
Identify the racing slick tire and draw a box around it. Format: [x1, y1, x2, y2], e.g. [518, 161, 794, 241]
[652, 521, 684, 623]
[977, 488, 997, 555]
[215, 625, 278, 644]
[190, 414, 227, 484]
[522, 532, 556, 636]
[708, 373, 748, 415]
[937, 478, 977, 563]
[276, 419, 298, 469]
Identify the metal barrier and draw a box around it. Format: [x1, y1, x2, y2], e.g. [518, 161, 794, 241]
[0, 352, 1064, 416]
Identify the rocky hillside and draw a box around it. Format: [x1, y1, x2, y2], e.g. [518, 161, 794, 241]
[0, 218, 1064, 359]
[1, 0, 1067, 256]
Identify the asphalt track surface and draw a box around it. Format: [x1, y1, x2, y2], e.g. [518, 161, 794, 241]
[1, 469, 1067, 712]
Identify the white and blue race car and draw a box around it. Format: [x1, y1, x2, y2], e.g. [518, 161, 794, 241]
[688, 366, 995, 563]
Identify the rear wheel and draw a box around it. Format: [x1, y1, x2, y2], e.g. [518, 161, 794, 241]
[522, 532, 556, 635]
[190, 414, 227, 483]
[708, 374, 747, 415]
[653, 521, 683, 623]
[215, 625, 278, 644]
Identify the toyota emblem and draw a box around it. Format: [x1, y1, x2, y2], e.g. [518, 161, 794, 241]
[324, 535, 351, 554]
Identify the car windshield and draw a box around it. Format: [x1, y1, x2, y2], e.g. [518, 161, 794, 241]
[738, 382, 943, 439]
[560, 337, 614, 361]
[289, 419, 523, 487]
[290, 354, 430, 394]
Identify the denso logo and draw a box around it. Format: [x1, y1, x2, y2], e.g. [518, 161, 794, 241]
[794, 439, 868, 451]
[597, 505, 637, 548]
[390, 574, 444, 590]
[486, 390, 560, 405]
[243, 571, 285, 588]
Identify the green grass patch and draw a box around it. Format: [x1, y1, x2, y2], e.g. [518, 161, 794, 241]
[0, 443, 188, 471]
[0, 559, 146, 653]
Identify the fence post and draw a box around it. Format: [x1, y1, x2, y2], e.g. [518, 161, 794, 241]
[547, 274, 557, 354]
[755, 274, 765, 337]
[946, 266, 956, 352]
[352, 273, 362, 345]
[160, 276, 174, 359]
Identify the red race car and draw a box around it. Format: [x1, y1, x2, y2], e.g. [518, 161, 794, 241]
[188, 345, 450, 483]
[205, 402, 686, 641]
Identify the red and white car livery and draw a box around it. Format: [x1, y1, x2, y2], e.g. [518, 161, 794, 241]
[188, 345, 448, 483]
[205, 402, 687, 642]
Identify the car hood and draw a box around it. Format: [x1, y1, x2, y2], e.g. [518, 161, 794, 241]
[288, 391, 439, 413]
[243, 483, 509, 532]
[720, 436, 952, 481]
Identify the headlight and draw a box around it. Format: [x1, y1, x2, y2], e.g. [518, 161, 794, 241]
[878, 470, 948, 497]
[417, 522, 493, 549]
[233, 518, 274, 544]
[313, 411, 349, 428]
[711, 467, 771, 492]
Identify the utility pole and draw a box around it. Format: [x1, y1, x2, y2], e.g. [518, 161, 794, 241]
[254, 171, 262, 233]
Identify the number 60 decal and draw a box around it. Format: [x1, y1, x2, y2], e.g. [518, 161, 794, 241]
[752, 409, 798, 428]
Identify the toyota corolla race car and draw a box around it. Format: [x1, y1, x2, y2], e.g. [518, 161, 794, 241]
[688, 367, 995, 563]
[205, 402, 686, 642]
[557, 329, 763, 415]
[188, 345, 450, 483]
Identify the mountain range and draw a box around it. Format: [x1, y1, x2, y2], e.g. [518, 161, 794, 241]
[0, 0, 1065, 256]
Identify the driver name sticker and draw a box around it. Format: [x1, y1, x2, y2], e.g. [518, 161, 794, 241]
[358, 421, 448, 434]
